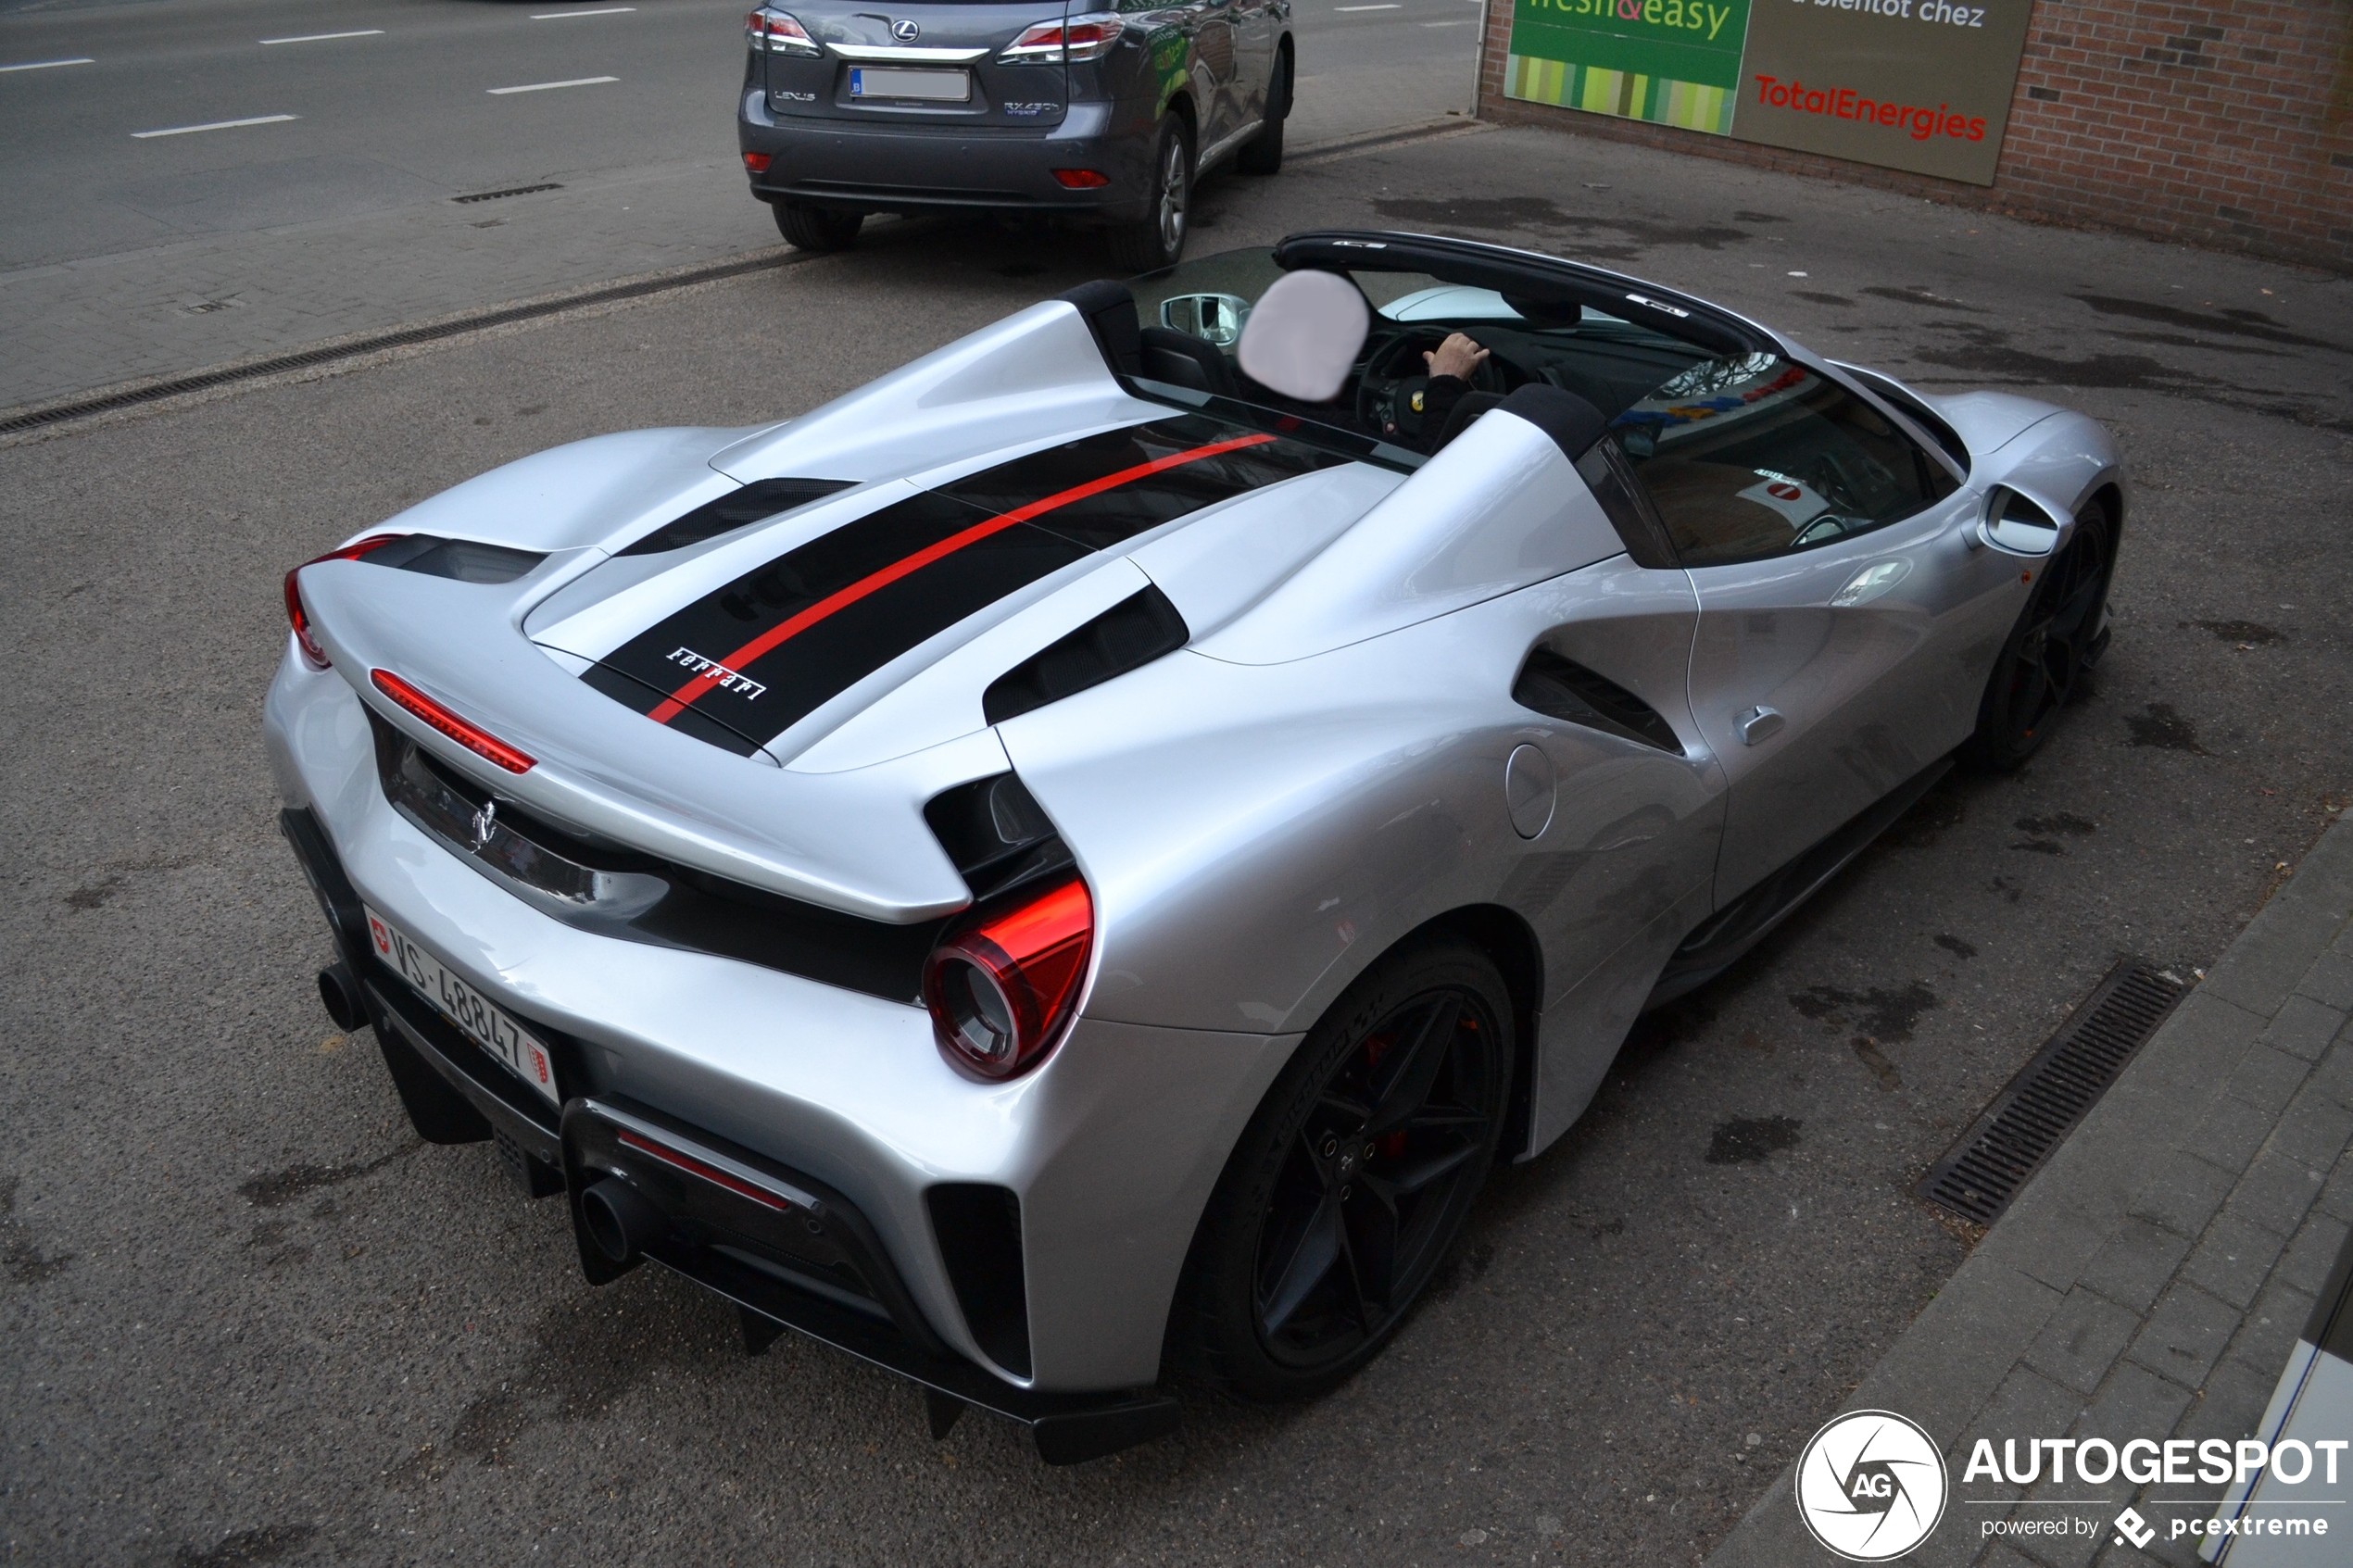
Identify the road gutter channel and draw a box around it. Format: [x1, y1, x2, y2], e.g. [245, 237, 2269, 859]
[1709, 809, 2353, 1566]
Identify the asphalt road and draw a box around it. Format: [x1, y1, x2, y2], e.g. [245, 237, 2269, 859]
[4, 121, 2352, 1566]
[0, 0, 1477, 407]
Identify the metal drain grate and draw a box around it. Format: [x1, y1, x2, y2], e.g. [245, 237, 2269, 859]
[0, 250, 808, 437]
[1918, 959, 2187, 1225]
[452, 182, 563, 204]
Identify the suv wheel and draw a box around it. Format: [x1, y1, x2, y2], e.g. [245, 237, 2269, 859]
[1105, 118, 1191, 273]
[1236, 50, 1290, 176]
[773, 201, 863, 252]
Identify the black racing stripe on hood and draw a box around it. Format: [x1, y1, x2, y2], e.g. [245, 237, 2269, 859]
[590, 491, 1089, 743]
[582, 417, 1339, 749]
[578, 660, 774, 758]
[937, 415, 1340, 549]
[616, 477, 856, 558]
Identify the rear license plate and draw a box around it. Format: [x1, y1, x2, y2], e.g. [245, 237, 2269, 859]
[365, 905, 560, 1106]
[850, 66, 970, 102]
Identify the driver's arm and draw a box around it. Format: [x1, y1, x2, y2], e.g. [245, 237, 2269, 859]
[1416, 332, 1490, 450]
[1424, 333, 1490, 383]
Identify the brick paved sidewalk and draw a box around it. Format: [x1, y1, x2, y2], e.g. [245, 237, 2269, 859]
[1710, 811, 2353, 1568]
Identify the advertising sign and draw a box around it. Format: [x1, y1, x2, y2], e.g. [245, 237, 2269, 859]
[1503, 0, 2034, 184]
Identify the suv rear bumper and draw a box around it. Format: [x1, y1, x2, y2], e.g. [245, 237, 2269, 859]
[739, 93, 1155, 220]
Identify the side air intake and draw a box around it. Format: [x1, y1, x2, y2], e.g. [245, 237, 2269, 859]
[982, 585, 1189, 725]
[926, 1184, 1032, 1377]
[923, 772, 1076, 903]
[1512, 648, 1684, 754]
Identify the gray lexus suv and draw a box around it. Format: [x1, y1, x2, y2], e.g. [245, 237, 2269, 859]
[738, 1, 1293, 270]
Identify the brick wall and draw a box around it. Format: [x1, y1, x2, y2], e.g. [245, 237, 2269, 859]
[1475, 0, 2353, 272]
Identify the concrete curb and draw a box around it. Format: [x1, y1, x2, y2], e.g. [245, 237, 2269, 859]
[1708, 811, 2353, 1567]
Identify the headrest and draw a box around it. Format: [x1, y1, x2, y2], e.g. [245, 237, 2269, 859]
[1236, 270, 1368, 402]
[1058, 280, 1141, 376]
[1499, 384, 1608, 459]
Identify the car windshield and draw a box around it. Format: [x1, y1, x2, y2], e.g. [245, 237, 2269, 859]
[1122, 246, 1719, 468]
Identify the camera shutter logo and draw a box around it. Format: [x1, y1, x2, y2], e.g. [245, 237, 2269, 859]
[1793, 1410, 1948, 1561]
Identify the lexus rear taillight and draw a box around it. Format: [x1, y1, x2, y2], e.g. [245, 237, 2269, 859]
[924, 875, 1092, 1080]
[283, 533, 407, 671]
[370, 669, 536, 774]
[999, 13, 1123, 63]
[746, 8, 820, 55]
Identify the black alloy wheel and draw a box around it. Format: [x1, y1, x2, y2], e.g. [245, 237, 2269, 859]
[774, 200, 863, 252]
[1105, 117, 1191, 273]
[1175, 935, 1512, 1399]
[1965, 495, 2116, 771]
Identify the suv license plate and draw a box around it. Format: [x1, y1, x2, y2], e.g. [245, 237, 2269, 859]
[365, 906, 560, 1106]
[850, 67, 970, 102]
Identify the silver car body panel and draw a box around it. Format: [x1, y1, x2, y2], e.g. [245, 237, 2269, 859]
[270, 253, 2124, 1398]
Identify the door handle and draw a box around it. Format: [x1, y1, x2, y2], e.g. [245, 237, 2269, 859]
[1737, 707, 1784, 746]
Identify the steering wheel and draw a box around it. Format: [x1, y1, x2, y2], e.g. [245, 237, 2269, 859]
[1353, 329, 1507, 443]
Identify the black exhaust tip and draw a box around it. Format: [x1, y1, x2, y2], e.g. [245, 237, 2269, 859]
[318, 963, 366, 1032]
[581, 1177, 665, 1266]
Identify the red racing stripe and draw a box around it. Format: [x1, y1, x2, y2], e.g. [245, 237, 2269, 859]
[648, 432, 1277, 723]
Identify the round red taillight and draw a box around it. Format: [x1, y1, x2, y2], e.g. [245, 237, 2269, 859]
[923, 875, 1092, 1081]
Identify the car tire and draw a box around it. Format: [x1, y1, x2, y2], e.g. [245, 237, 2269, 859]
[1105, 117, 1191, 273]
[1172, 932, 1514, 1401]
[1235, 51, 1290, 176]
[773, 200, 863, 252]
[1961, 493, 2117, 771]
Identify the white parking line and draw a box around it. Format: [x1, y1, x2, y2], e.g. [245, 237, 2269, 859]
[1, 56, 94, 72]
[487, 76, 620, 94]
[1334, 4, 1402, 8]
[261, 30, 385, 45]
[132, 113, 298, 138]
[530, 6, 635, 16]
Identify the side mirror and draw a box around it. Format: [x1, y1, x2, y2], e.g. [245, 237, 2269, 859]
[1973, 486, 2062, 558]
[1159, 293, 1251, 347]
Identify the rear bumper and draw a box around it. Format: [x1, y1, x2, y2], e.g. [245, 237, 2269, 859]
[265, 652, 1293, 1448]
[283, 797, 1178, 1463]
[738, 91, 1155, 220]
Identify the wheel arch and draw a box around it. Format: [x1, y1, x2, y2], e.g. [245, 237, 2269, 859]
[1400, 903, 1545, 1163]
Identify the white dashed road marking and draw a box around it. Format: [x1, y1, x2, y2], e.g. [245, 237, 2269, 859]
[261, 31, 385, 44]
[132, 114, 298, 138]
[1334, 5, 1402, 9]
[487, 76, 621, 94]
[530, 7, 636, 17]
[1, 56, 94, 71]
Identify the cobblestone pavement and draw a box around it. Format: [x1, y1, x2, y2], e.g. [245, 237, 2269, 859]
[1711, 814, 2353, 1566]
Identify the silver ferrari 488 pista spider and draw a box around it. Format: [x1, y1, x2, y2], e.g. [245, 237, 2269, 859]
[268, 231, 2122, 1462]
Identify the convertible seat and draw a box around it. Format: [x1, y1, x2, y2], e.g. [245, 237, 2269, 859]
[1137, 328, 1236, 397]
